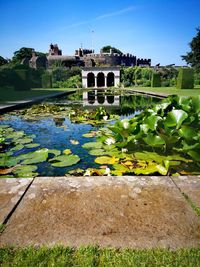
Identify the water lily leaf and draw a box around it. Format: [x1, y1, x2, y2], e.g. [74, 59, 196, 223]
[17, 137, 33, 144]
[70, 139, 79, 145]
[155, 164, 168, 175]
[192, 96, 200, 113]
[25, 143, 40, 148]
[0, 156, 20, 167]
[165, 109, 188, 129]
[143, 134, 165, 147]
[113, 164, 129, 172]
[187, 151, 200, 161]
[178, 126, 197, 140]
[95, 156, 118, 165]
[48, 149, 61, 156]
[144, 115, 162, 131]
[89, 149, 107, 156]
[82, 142, 102, 150]
[21, 149, 49, 165]
[111, 170, 124, 176]
[51, 154, 80, 167]
[82, 131, 97, 138]
[63, 149, 72, 155]
[10, 144, 24, 151]
[66, 168, 84, 176]
[6, 131, 24, 139]
[13, 165, 38, 177]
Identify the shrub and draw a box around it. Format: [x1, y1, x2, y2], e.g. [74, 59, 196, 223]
[161, 80, 170, 87]
[14, 69, 31, 91]
[176, 68, 194, 89]
[151, 73, 161, 87]
[42, 73, 52, 88]
[194, 72, 200, 85]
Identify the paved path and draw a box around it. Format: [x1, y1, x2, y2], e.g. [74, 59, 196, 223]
[0, 175, 200, 248]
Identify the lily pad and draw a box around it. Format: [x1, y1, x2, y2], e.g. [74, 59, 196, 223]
[82, 142, 102, 150]
[10, 144, 24, 151]
[25, 143, 40, 148]
[13, 165, 38, 178]
[95, 156, 118, 165]
[51, 154, 80, 167]
[82, 131, 97, 138]
[88, 149, 107, 156]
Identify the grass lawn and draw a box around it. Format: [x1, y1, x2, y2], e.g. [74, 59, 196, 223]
[0, 87, 75, 103]
[0, 247, 200, 267]
[129, 85, 200, 97]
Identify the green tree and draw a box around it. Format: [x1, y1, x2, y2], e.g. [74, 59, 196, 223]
[12, 47, 46, 64]
[101, 45, 122, 54]
[0, 56, 8, 66]
[182, 27, 200, 71]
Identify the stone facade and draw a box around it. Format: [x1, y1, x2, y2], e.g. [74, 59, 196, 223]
[82, 67, 120, 88]
[22, 44, 151, 70]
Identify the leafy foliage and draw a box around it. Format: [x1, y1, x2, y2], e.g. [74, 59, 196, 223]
[87, 95, 200, 175]
[182, 27, 200, 72]
[101, 45, 123, 54]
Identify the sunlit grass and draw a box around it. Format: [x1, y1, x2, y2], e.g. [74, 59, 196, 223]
[0, 246, 200, 267]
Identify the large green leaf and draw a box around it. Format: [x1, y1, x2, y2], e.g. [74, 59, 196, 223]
[13, 165, 38, 178]
[82, 142, 102, 150]
[144, 115, 161, 131]
[192, 96, 200, 113]
[20, 149, 49, 165]
[187, 151, 200, 161]
[0, 156, 20, 167]
[178, 126, 197, 140]
[143, 134, 165, 147]
[51, 154, 80, 167]
[95, 156, 118, 165]
[88, 149, 107, 156]
[165, 109, 188, 129]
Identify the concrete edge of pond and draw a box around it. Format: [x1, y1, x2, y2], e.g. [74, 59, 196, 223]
[0, 175, 200, 248]
[0, 90, 76, 114]
[128, 89, 168, 99]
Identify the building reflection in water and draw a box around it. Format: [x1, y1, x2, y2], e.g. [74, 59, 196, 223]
[83, 89, 119, 107]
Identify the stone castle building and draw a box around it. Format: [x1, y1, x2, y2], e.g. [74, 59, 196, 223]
[22, 44, 151, 69]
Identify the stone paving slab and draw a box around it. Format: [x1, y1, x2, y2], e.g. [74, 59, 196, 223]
[0, 176, 200, 248]
[172, 176, 200, 207]
[0, 178, 33, 224]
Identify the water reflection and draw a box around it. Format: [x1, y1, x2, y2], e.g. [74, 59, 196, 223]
[82, 89, 160, 116]
[83, 90, 120, 107]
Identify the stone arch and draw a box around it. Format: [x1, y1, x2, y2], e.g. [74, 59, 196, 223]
[87, 72, 95, 87]
[107, 72, 115, 87]
[97, 72, 105, 87]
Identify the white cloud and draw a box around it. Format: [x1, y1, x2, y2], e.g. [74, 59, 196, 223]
[64, 6, 136, 30]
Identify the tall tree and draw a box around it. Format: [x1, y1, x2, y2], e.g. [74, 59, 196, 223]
[0, 56, 8, 66]
[101, 45, 123, 54]
[12, 47, 46, 64]
[182, 27, 200, 72]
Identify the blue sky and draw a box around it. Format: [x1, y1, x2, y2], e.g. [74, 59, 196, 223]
[0, 0, 200, 65]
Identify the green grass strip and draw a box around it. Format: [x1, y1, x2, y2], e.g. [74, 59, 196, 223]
[0, 246, 200, 267]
